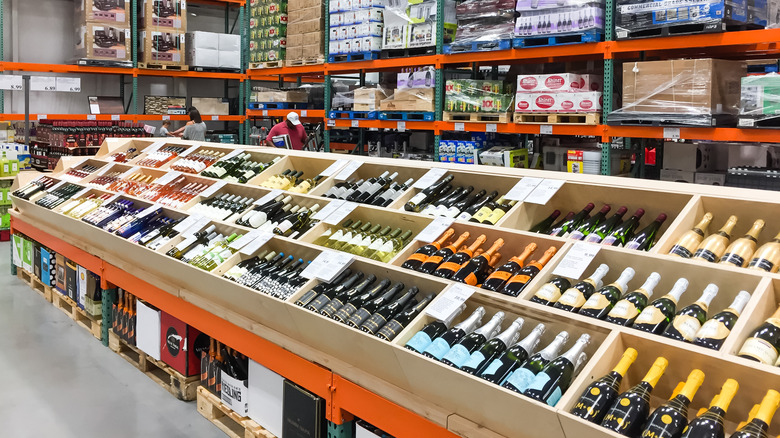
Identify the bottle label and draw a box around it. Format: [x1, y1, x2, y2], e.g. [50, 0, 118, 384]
[720, 253, 745, 268]
[568, 230, 586, 241]
[484, 209, 507, 225]
[456, 211, 472, 221]
[462, 351, 486, 370]
[624, 240, 642, 250]
[557, 289, 586, 309]
[482, 359, 504, 377]
[444, 206, 461, 218]
[601, 235, 618, 246]
[408, 192, 427, 206]
[527, 372, 551, 392]
[738, 337, 779, 364]
[635, 306, 665, 325]
[504, 367, 536, 393]
[472, 206, 492, 222]
[749, 257, 775, 272]
[693, 248, 718, 262]
[442, 344, 473, 368]
[669, 244, 694, 258]
[362, 313, 388, 333]
[506, 274, 531, 286]
[695, 319, 730, 341]
[367, 238, 386, 252]
[275, 220, 294, 233]
[672, 315, 702, 342]
[405, 252, 429, 264]
[437, 261, 463, 274]
[423, 255, 445, 267]
[487, 270, 513, 283]
[584, 233, 603, 243]
[462, 272, 479, 286]
[334, 303, 358, 322]
[405, 331, 434, 352]
[534, 283, 564, 303]
[347, 308, 372, 327]
[294, 290, 318, 306]
[376, 319, 403, 340]
[581, 293, 611, 312]
[608, 300, 637, 320]
[423, 337, 452, 360]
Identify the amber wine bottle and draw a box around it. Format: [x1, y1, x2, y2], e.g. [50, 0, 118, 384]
[579, 267, 636, 319]
[600, 357, 669, 436]
[554, 264, 610, 312]
[692, 215, 738, 263]
[604, 272, 661, 326]
[680, 378, 739, 438]
[731, 389, 780, 438]
[570, 348, 638, 424]
[748, 231, 780, 273]
[640, 369, 705, 438]
[633, 278, 688, 334]
[668, 212, 713, 258]
[737, 306, 780, 365]
[661, 284, 718, 343]
[693, 290, 751, 350]
[721, 219, 765, 268]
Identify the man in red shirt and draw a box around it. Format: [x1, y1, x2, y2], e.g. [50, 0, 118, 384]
[265, 112, 308, 150]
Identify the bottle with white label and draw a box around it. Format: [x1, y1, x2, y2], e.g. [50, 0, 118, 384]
[579, 267, 636, 319]
[554, 264, 610, 312]
[523, 334, 591, 406]
[460, 317, 524, 375]
[633, 278, 689, 334]
[604, 272, 661, 326]
[421, 307, 485, 361]
[661, 284, 719, 343]
[693, 290, 751, 350]
[502, 331, 569, 394]
[440, 312, 505, 368]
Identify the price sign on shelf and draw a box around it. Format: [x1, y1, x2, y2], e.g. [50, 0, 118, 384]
[211, 116, 220, 121]
[312, 199, 345, 221]
[239, 231, 274, 256]
[415, 217, 455, 243]
[486, 123, 497, 133]
[219, 149, 244, 162]
[663, 128, 681, 139]
[0, 75, 23, 91]
[351, 120, 360, 128]
[504, 177, 543, 202]
[323, 201, 359, 225]
[38, 114, 48, 121]
[173, 214, 203, 233]
[301, 110, 308, 117]
[162, 115, 171, 121]
[262, 110, 269, 116]
[540, 125, 553, 135]
[182, 216, 212, 238]
[111, 115, 121, 121]
[319, 159, 349, 178]
[397, 121, 406, 131]
[56, 77, 81, 93]
[524, 179, 564, 205]
[334, 160, 362, 181]
[30, 76, 57, 92]
[327, 119, 335, 127]
[199, 180, 227, 198]
[47, 181, 67, 193]
[552, 242, 600, 279]
[253, 189, 284, 206]
[425, 283, 475, 321]
[454, 123, 464, 132]
[412, 167, 447, 189]
[230, 229, 263, 251]
[301, 250, 354, 282]
[87, 115, 96, 120]
[144, 141, 166, 155]
[95, 162, 115, 176]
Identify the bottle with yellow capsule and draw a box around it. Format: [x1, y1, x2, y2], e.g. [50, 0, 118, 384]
[600, 357, 669, 436]
[570, 348, 638, 424]
[680, 378, 739, 438]
[732, 390, 780, 438]
[640, 369, 705, 438]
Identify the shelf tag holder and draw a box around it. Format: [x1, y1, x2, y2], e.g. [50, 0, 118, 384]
[524, 179, 564, 205]
[415, 217, 455, 243]
[301, 250, 354, 282]
[426, 283, 475, 321]
[239, 231, 274, 256]
[552, 242, 600, 279]
[412, 168, 447, 189]
[504, 177, 543, 202]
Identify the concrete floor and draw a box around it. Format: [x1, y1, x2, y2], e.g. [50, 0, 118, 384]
[0, 241, 223, 438]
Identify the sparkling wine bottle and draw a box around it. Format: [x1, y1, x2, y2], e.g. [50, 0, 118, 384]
[500, 246, 557, 297]
[401, 228, 455, 270]
[501, 331, 569, 393]
[669, 212, 714, 258]
[679, 379, 739, 438]
[693, 290, 751, 350]
[570, 348, 638, 424]
[421, 307, 486, 360]
[479, 323, 545, 385]
[662, 284, 719, 343]
[605, 272, 661, 326]
[441, 312, 505, 368]
[748, 230, 780, 273]
[640, 369, 705, 438]
[693, 215, 738, 262]
[731, 389, 780, 438]
[404, 304, 467, 353]
[625, 213, 668, 251]
[523, 334, 591, 406]
[554, 264, 610, 312]
[721, 219, 765, 268]
[633, 278, 689, 334]
[600, 357, 669, 436]
[460, 317, 524, 375]
[481, 243, 537, 292]
[737, 306, 780, 364]
[579, 268, 636, 319]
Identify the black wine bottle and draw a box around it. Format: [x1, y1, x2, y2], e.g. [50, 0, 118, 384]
[693, 290, 751, 350]
[662, 284, 719, 343]
[570, 348, 638, 424]
[604, 272, 661, 326]
[403, 304, 466, 353]
[421, 307, 486, 360]
[679, 379, 739, 438]
[600, 357, 669, 436]
[579, 267, 636, 319]
[633, 278, 689, 334]
[440, 312, 505, 368]
[460, 318, 524, 375]
[501, 331, 570, 394]
[554, 264, 610, 312]
[640, 369, 705, 438]
[731, 389, 780, 438]
[371, 293, 433, 339]
[524, 334, 591, 406]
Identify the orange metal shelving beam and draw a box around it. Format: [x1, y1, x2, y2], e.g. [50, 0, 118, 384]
[248, 109, 326, 119]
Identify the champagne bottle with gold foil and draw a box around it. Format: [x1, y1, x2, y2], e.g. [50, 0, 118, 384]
[570, 348, 638, 424]
[600, 357, 669, 436]
[738, 306, 780, 365]
[721, 219, 765, 268]
[693, 290, 751, 350]
[669, 212, 713, 258]
[748, 231, 780, 273]
[692, 215, 738, 263]
[732, 390, 780, 438]
[640, 369, 705, 438]
[680, 379, 739, 438]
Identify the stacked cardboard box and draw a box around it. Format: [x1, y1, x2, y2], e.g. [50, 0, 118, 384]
[514, 73, 603, 113]
[74, 0, 132, 63]
[138, 0, 187, 67]
[380, 66, 435, 112]
[249, 0, 288, 64]
[287, 0, 325, 64]
[185, 31, 241, 70]
[383, 0, 456, 51]
[328, 0, 384, 55]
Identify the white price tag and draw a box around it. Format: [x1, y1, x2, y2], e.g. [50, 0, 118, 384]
[144, 141, 166, 154]
[327, 119, 336, 127]
[0, 75, 23, 91]
[323, 201, 359, 225]
[425, 283, 475, 321]
[319, 159, 349, 177]
[312, 199, 345, 221]
[118, 166, 140, 180]
[47, 181, 67, 192]
[454, 123, 464, 132]
[87, 115, 96, 120]
[540, 125, 553, 135]
[173, 214, 203, 233]
[301, 250, 354, 282]
[486, 124, 497, 133]
[38, 114, 48, 121]
[504, 177, 543, 202]
[663, 128, 681, 139]
[253, 189, 284, 206]
[415, 217, 455, 243]
[136, 203, 162, 218]
[524, 179, 565, 205]
[95, 163, 115, 176]
[178, 145, 200, 158]
[262, 110, 269, 116]
[182, 216, 212, 238]
[412, 168, 447, 189]
[56, 77, 81, 93]
[335, 160, 362, 181]
[239, 231, 274, 256]
[738, 117, 755, 127]
[552, 242, 600, 279]
[30, 76, 58, 91]
[162, 115, 171, 121]
[351, 120, 359, 128]
[154, 171, 182, 186]
[301, 110, 308, 117]
[397, 121, 406, 131]
[219, 149, 244, 162]
[199, 180, 227, 198]
[230, 229, 263, 251]
[111, 115, 121, 121]
[211, 116, 220, 121]
[73, 187, 92, 199]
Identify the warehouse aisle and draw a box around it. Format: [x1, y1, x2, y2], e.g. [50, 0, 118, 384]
[0, 242, 222, 438]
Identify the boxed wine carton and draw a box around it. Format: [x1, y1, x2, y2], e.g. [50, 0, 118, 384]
[248, 360, 284, 437]
[159, 311, 210, 376]
[662, 141, 715, 172]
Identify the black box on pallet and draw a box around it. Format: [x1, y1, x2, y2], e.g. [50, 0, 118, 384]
[65, 260, 78, 302]
[282, 380, 326, 438]
[33, 244, 41, 280]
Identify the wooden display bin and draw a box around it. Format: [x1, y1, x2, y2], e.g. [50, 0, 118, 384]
[53, 158, 112, 183]
[249, 155, 341, 193]
[51, 187, 113, 214]
[95, 138, 165, 162]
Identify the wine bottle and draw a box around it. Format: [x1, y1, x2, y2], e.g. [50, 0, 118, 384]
[668, 212, 714, 258]
[748, 231, 780, 273]
[625, 213, 668, 251]
[662, 284, 719, 343]
[273, 204, 320, 236]
[602, 209, 646, 247]
[294, 269, 351, 307]
[731, 389, 780, 438]
[500, 246, 558, 297]
[347, 283, 408, 328]
[737, 306, 780, 364]
[403, 304, 467, 353]
[374, 294, 435, 341]
[721, 219, 765, 268]
[441, 312, 505, 368]
[317, 274, 375, 317]
[432, 234, 487, 279]
[579, 267, 636, 319]
[693, 290, 751, 350]
[633, 278, 689, 334]
[442, 189, 486, 218]
[332, 279, 393, 323]
[570, 348, 638, 424]
[479, 323, 545, 385]
[460, 317, 524, 375]
[549, 203, 595, 236]
[693, 215, 738, 262]
[530, 210, 561, 234]
[482, 199, 517, 225]
[524, 334, 591, 406]
[605, 272, 662, 326]
[417, 231, 471, 274]
[554, 264, 611, 312]
[640, 369, 705, 438]
[583, 206, 628, 243]
[680, 379, 739, 438]
[502, 331, 570, 393]
[401, 228, 455, 270]
[456, 190, 498, 221]
[482, 243, 537, 292]
[529, 277, 573, 306]
[549, 211, 574, 236]
[404, 175, 454, 212]
[421, 307, 486, 360]
[600, 357, 669, 436]
[566, 205, 612, 240]
[451, 238, 505, 286]
[470, 196, 506, 223]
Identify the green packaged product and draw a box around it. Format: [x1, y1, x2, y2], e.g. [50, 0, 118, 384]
[741, 74, 780, 116]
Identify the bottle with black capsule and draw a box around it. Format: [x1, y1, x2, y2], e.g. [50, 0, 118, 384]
[570, 348, 638, 424]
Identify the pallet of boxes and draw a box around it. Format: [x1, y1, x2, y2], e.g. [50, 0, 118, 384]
[74, 0, 133, 67]
[286, 0, 325, 66]
[138, 0, 188, 70]
[249, 0, 288, 68]
[379, 66, 435, 121]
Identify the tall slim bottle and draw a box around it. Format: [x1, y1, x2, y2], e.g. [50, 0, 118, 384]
[451, 238, 504, 286]
[633, 278, 689, 334]
[460, 318, 524, 375]
[600, 357, 669, 436]
[570, 348, 638, 424]
[748, 231, 780, 273]
[668, 212, 714, 258]
[602, 208, 645, 247]
[662, 284, 719, 343]
[421, 307, 486, 360]
[549, 203, 595, 236]
[625, 213, 667, 251]
[481, 243, 537, 292]
[417, 231, 471, 274]
[579, 268, 636, 319]
[693, 290, 751, 350]
[721, 219, 765, 268]
[500, 247, 557, 297]
[440, 312, 505, 368]
[605, 272, 662, 326]
[401, 228, 455, 270]
[582, 206, 628, 243]
[693, 215, 738, 262]
[640, 369, 705, 438]
[403, 305, 466, 353]
[680, 379, 739, 438]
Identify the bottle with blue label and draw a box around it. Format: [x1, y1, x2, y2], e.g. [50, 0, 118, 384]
[441, 311, 506, 368]
[523, 334, 591, 406]
[404, 304, 466, 353]
[502, 331, 569, 394]
[479, 323, 545, 385]
[461, 317, 524, 376]
[421, 307, 485, 361]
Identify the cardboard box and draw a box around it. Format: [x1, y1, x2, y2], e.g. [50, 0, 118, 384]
[695, 172, 727, 186]
[380, 87, 435, 111]
[75, 23, 131, 61]
[140, 30, 186, 65]
[302, 44, 323, 58]
[187, 31, 218, 49]
[33, 245, 41, 280]
[357, 423, 383, 438]
[138, 0, 187, 30]
[252, 89, 308, 103]
[191, 97, 230, 115]
[289, 5, 322, 23]
[77, 0, 130, 24]
[219, 33, 241, 52]
[160, 311, 210, 376]
[219, 50, 241, 69]
[515, 92, 602, 113]
[137, 300, 162, 361]
[221, 371, 249, 415]
[55, 254, 66, 292]
[517, 73, 590, 93]
[40, 248, 54, 287]
[282, 380, 327, 438]
[22, 238, 33, 275]
[727, 144, 777, 167]
[288, 33, 303, 47]
[354, 87, 388, 111]
[286, 46, 304, 60]
[661, 168, 696, 183]
[248, 360, 285, 437]
[65, 260, 79, 302]
[662, 141, 715, 172]
[621, 59, 746, 114]
[187, 48, 218, 67]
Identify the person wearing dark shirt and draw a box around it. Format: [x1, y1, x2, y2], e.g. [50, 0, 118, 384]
[266, 112, 307, 150]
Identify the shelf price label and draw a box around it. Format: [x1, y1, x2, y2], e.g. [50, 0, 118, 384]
[173, 214, 204, 233]
[397, 121, 406, 131]
[486, 124, 497, 133]
[253, 189, 284, 206]
[219, 149, 244, 162]
[454, 123, 464, 132]
[524, 179, 564, 205]
[162, 115, 171, 121]
[111, 115, 121, 121]
[0, 75, 23, 91]
[504, 177, 543, 202]
[136, 203, 163, 219]
[239, 231, 274, 256]
[262, 110, 269, 116]
[312, 199, 345, 221]
[323, 201, 359, 225]
[426, 283, 475, 322]
[95, 162, 115, 176]
[47, 181, 67, 193]
[178, 145, 200, 157]
[415, 217, 455, 243]
[211, 116, 220, 121]
[38, 114, 48, 121]
[301, 110, 308, 117]
[351, 120, 359, 128]
[540, 125, 553, 135]
[181, 216, 212, 238]
[327, 119, 335, 127]
[412, 168, 447, 189]
[319, 159, 349, 177]
[334, 160, 362, 181]
[87, 115, 97, 120]
[663, 128, 681, 139]
[30, 76, 57, 92]
[199, 180, 227, 198]
[301, 250, 354, 282]
[552, 242, 600, 279]
[56, 77, 81, 93]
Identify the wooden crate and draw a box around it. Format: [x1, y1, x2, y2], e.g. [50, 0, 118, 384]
[51, 290, 102, 341]
[197, 387, 277, 438]
[442, 112, 512, 123]
[138, 62, 188, 71]
[16, 269, 53, 303]
[513, 112, 601, 125]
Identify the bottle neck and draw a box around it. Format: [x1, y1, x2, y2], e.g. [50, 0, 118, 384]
[539, 332, 569, 359]
[665, 279, 689, 303]
[474, 312, 505, 338]
[640, 357, 669, 388]
[560, 334, 590, 365]
[452, 307, 485, 332]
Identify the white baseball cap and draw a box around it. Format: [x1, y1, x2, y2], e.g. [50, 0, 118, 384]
[287, 112, 301, 126]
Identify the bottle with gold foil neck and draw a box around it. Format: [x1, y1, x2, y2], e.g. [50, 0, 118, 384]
[668, 212, 713, 258]
[721, 219, 765, 268]
[570, 348, 638, 424]
[680, 379, 739, 438]
[749, 231, 780, 273]
[732, 390, 780, 438]
[600, 357, 669, 436]
[640, 369, 705, 438]
[692, 215, 738, 263]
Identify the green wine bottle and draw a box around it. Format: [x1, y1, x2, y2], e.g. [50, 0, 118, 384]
[501, 331, 569, 393]
[625, 213, 667, 251]
[693, 290, 750, 350]
[583, 206, 628, 243]
[403, 304, 466, 353]
[420, 307, 485, 360]
[529, 210, 561, 234]
[662, 284, 719, 343]
[600, 357, 669, 436]
[640, 369, 705, 438]
[633, 278, 689, 334]
[460, 318, 524, 375]
[479, 323, 545, 385]
[570, 348, 638, 424]
[566, 205, 612, 240]
[602, 208, 645, 247]
[579, 267, 636, 319]
[605, 272, 661, 326]
[554, 264, 610, 312]
[529, 277, 572, 306]
[549, 203, 595, 236]
[523, 334, 591, 406]
[737, 306, 780, 365]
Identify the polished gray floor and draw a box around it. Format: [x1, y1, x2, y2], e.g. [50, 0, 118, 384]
[0, 241, 222, 438]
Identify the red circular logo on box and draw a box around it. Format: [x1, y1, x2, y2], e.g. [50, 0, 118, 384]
[520, 77, 538, 90]
[545, 76, 565, 89]
[517, 101, 530, 110]
[580, 100, 594, 109]
[536, 95, 555, 109]
[562, 100, 574, 110]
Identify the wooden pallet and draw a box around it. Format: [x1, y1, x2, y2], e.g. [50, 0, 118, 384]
[138, 62, 188, 71]
[109, 331, 199, 401]
[51, 291, 103, 340]
[442, 112, 512, 123]
[249, 61, 284, 69]
[513, 112, 601, 125]
[16, 269, 53, 303]
[197, 386, 276, 438]
[285, 57, 324, 67]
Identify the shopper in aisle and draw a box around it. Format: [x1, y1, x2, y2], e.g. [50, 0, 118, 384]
[158, 120, 173, 137]
[173, 109, 207, 141]
[266, 112, 307, 150]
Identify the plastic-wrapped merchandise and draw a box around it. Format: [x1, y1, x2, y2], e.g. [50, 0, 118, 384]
[249, 0, 288, 63]
[514, 0, 604, 38]
[331, 87, 390, 111]
[329, 0, 385, 55]
[514, 73, 603, 113]
[445, 80, 514, 113]
[451, 0, 515, 47]
[615, 0, 766, 39]
[740, 73, 780, 123]
[383, 0, 456, 50]
[380, 66, 436, 112]
[610, 59, 746, 126]
[251, 86, 309, 104]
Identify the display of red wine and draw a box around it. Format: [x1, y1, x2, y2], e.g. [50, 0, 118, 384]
[529, 203, 667, 251]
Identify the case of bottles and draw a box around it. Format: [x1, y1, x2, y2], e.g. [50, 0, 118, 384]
[249, 154, 344, 193]
[313, 161, 428, 209]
